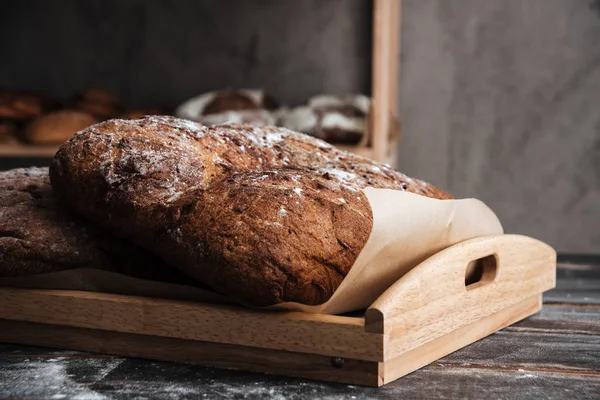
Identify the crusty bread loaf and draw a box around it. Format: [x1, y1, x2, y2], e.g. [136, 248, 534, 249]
[50, 116, 452, 306]
[0, 167, 189, 284]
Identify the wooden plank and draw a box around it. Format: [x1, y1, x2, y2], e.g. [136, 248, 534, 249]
[371, 0, 396, 162]
[545, 278, 600, 305]
[387, 367, 600, 400]
[334, 144, 374, 160]
[380, 294, 541, 384]
[1, 343, 599, 399]
[545, 262, 600, 304]
[436, 328, 600, 374]
[0, 288, 382, 361]
[557, 255, 600, 266]
[0, 320, 380, 387]
[366, 234, 556, 359]
[508, 304, 600, 335]
[389, 0, 400, 117]
[557, 262, 600, 280]
[386, 0, 401, 167]
[0, 143, 58, 158]
[336, 143, 395, 166]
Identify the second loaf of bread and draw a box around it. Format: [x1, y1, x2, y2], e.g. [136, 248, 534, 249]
[50, 116, 452, 306]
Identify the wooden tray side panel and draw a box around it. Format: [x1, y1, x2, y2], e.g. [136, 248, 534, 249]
[381, 294, 542, 385]
[366, 234, 556, 360]
[0, 319, 381, 387]
[0, 288, 383, 361]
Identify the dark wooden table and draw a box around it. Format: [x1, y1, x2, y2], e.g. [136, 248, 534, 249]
[1, 256, 599, 399]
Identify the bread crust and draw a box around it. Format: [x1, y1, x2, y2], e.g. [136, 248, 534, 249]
[50, 116, 452, 306]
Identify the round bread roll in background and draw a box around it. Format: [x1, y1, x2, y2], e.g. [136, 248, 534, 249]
[24, 110, 98, 145]
[175, 89, 283, 126]
[0, 90, 60, 121]
[72, 88, 123, 120]
[0, 90, 61, 143]
[76, 88, 120, 105]
[280, 94, 370, 145]
[0, 121, 18, 144]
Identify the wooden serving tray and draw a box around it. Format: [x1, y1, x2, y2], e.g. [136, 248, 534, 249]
[0, 234, 556, 387]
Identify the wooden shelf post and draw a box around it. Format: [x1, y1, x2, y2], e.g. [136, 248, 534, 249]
[371, 0, 401, 163]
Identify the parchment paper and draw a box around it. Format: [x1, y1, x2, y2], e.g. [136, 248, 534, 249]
[271, 188, 503, 313]
[0, 188, 502, 314]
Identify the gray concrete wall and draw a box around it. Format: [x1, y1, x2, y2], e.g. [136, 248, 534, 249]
[399, 0, 600, 253]
[0, 0, 371, 108]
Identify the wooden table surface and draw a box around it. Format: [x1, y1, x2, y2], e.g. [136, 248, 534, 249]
[1, 256, 599, 399]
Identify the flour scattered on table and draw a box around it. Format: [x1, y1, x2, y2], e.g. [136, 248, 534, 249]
[0, 357, 109, 399]
[517, 368, 536, 378]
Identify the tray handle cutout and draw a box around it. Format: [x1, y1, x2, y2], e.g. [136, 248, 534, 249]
[464, 254, 498, 290]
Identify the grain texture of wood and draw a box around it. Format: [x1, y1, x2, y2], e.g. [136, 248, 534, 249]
[0, 288, 382, 361]
[0, 320, 380, 386]
[508, 304, 600, 335]
[545, 279, 600, 305]
[371, 0, 397, 162]
[366, 234, 556, 359]
[438, 329, 600, 374]
[389, 0, 400, 117]
[380, 294, 542, 384]
[334, 144, 375, 160]
[542, 262, 600, 305]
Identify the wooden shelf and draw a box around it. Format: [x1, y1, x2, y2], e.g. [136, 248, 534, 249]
[0, 143, 60, 158]
[0, 0, 400, 163]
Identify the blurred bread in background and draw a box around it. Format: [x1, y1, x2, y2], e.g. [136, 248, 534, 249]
[175, 89, 283, 126]
[23, 110, 98, 145]
[72, 88, 123, 120]
[280, 94, 370, 145]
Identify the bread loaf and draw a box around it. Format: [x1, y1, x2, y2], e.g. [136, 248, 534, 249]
[281, 94, 370, 144]
[50, 116, 452, 306]
[0, 121, 18, 144]
[175, 89, 282, 126]
[0, 90, 59, 121]
[0, 167, 188, 284]
[23, 110, 98, 145]
[72, 89, 123, 120]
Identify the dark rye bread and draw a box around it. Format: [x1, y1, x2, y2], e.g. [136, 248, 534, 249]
[50, 116, 452, 306]
[0, 167, 188, 284]
[169, 170, 373, 306]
